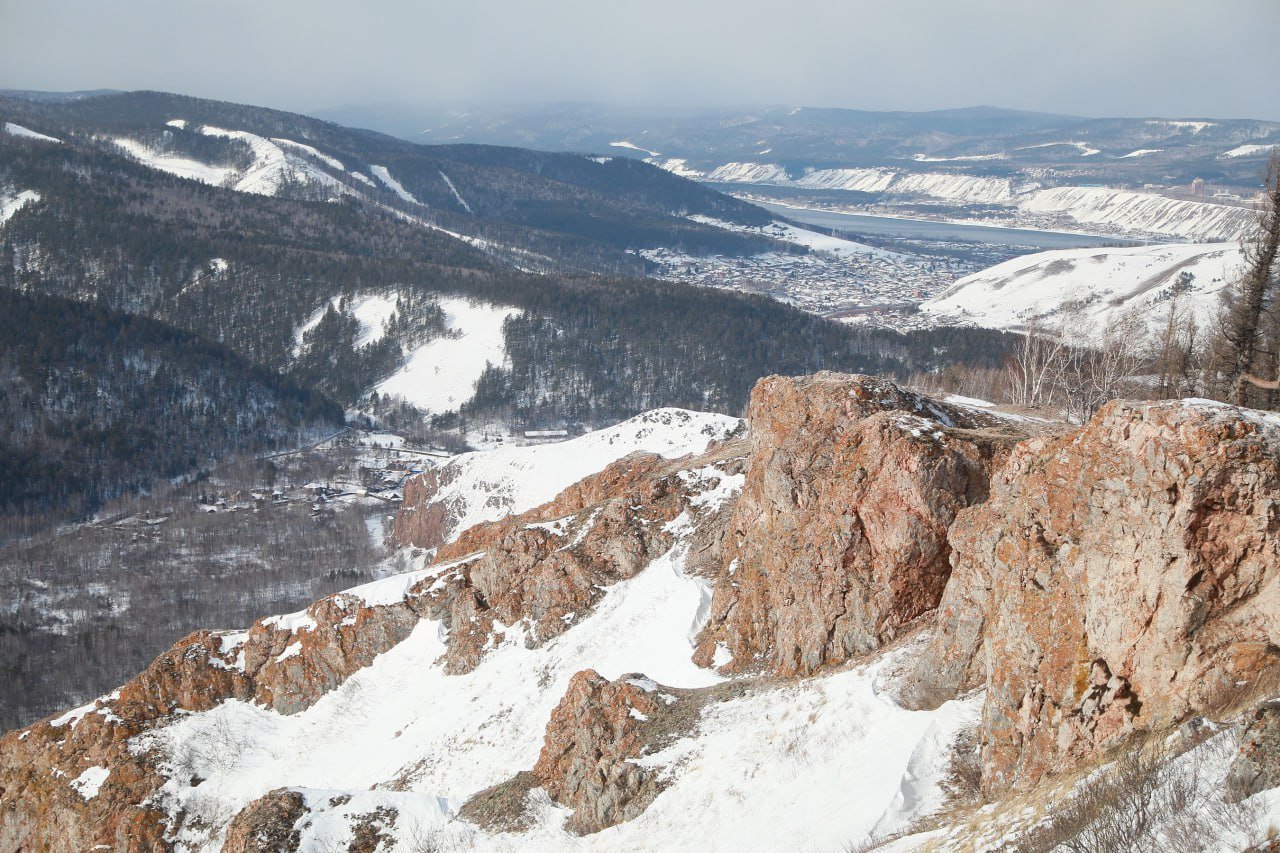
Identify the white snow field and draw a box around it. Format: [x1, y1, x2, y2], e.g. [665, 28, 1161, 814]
[292, 291, 404, 356]
[1220, 142, 1278, 159]
[678, 160, 1256, 241]
[110, 126, 351, 197]
[3, 122, 61, 143]
[110, 137, 236, 186]
[0, 189, 42, 226]
[409, 407, 742, 544]
[133, 459, 978, 852]
[370, 164, 422, 204]
[921, 241, 1243, 339]
[686, 214, 901, 259]
[375, 297, 520, 413]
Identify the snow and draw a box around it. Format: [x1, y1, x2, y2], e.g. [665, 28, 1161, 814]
[1017, 185, 1253, 241]
[49, 699, 98, 729]
[911, 152, 1007, 162]
[275, 641, 303, 663]
[270, 137, 345, 171]
[197, 126, 292, 196]
[705, 163, 1020, 204]
[706, 162, 791, 184]
[114, 125, 354, 198]
[294, 789, 455, 849]
[942, 394, 996, 409]
[1016, 141, 1100, 157]
[138, 532, 720, 850]
[922, 241, 1243, 340]
[350, 171, 375, 186]
[687, 213, 900, 259]
[165, 119, 187, 130]
[1120, 148, 1163, 158]
[1221, 142, 1278, 159]
[110, 137, 235, 186]
[69, 766, 110, 801]
[371, 165, 422, 205]
[1147, 120, 1216, 133]
[292, 291, 403, 356]
[3, 122, 61, 143]
[648, 157, 704, 178]
[261, 608, 318, 634]
[343, 552, 482, 607]
[437, 170, 473, 213]
[404, 407, 741, 544]
[704, 157, 1248, 241]
[374, 297, 520, 414]
[608, 140, 661, 157]
[137, 487, 978, 853]
[0, 189, 41, 226]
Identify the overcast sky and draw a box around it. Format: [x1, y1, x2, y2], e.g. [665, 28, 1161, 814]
[2, 0, 1277, 120]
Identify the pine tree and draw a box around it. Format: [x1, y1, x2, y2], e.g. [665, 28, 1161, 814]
[1222, 150, 1280, 405]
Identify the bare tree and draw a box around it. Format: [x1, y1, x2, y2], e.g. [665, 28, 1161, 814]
[1005, 315, 1068, 408]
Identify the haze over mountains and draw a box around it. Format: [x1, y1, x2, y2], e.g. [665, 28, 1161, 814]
[2, 77, 1280, 852]
[0, 87, 1023, 537]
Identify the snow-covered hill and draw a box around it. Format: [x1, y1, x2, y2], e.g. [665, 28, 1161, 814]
[920, 241, 1243, 338]
[687, 160, 1255, 242]
[395, 407, 743, 547]
[375, 298, 521, 415]
[110, 124, 356, 199]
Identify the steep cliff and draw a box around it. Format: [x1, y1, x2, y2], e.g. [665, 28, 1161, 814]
[906, 399, 1280, 795]
[4, 378, 1280, 850]
[694, 372, 1022, 675]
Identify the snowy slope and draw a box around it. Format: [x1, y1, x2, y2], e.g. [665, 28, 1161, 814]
[292, 291, 404, 356]
[370, 165, 422, 205]
[1017, 186, 1254, 242]
[687, 214, 901, 259]
[683, 159, 1253, 241]
[0, 189, 42, 226]
[3, 122, 61, 144]
[921, 241, 1243, 338]
[412, 407, 743, 544]
[110, 127, 352, 198]
[375, 297, 520, 413]
[134, 467, 976, 852]
[110, 137, 236, 185]
[1220, 143, 1277, 159]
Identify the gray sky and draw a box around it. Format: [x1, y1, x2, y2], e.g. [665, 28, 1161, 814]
[3, 0, 1278, 120]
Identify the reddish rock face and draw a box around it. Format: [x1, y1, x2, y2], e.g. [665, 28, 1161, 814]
[694, 373, 1019, 676]
[427, 447, 747, 674]
[0, 580, 437, 850]
[222, 788, 307, 852]
[392, 465, 461, 552]
[531, 670, 676, 835]
[923, 400, 1280, 794]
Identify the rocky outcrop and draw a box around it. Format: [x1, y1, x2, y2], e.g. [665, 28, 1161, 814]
[694, 373, 1021, 676]
[1227, 702, 1280, 801]
[390, 408, 744, 552]
[393, 464, 462, 552]
[11, 375, 1280, 847]
[531, 670, 674, 834]
[222, 788, 307, 852]
[426, 446, 747, 673]
[0, 576, 438, 850]
[910, 400, 1280, 794]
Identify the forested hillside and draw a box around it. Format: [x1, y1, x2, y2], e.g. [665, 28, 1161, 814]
[0, 90, 784, 274]
[0, 288, 342, 533]
[0, 116, 1019, 432]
